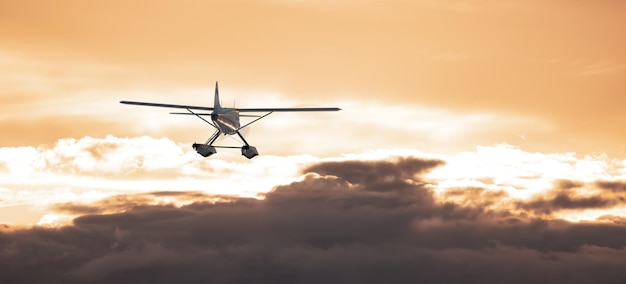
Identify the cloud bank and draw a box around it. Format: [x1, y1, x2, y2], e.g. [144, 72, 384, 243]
[2, 155, 626, 283]
[2, 136, 626, 225]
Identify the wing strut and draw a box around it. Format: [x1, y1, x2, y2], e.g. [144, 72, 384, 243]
[186, 108, 217, 128]
[239, 111, 274, 130]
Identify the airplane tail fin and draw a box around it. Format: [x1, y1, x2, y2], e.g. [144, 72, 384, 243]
[214, 81, 221, 109]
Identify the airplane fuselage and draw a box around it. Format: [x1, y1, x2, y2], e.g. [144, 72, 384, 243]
[211, 108, 240, 135]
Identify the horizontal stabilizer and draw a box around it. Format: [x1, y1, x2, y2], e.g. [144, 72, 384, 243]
[236, 107, 341, 112]
[170, 112, 211, 115]
[170, 112, 261, 117]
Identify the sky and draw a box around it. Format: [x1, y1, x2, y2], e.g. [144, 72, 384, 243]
[1, 0, 626, 283]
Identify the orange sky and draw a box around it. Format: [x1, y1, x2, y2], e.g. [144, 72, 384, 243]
[2, 2, 626, 281]
[1, 0, 625, 156]
[1, 0, 626, 224]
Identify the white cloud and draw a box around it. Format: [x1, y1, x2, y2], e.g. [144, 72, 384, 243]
[427, 144, 626, 201]
[2, 136, 626, 225]
[0, 146, 42, 181]
[0, 136, 316, 224]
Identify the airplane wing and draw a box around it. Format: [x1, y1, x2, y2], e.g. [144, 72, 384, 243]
[121, 101, 340, 112]
[119, 101, 215, 111]
[236, 107, 341, 112]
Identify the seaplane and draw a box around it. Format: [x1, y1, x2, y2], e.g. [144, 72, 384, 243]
[120, 82, 341, 159]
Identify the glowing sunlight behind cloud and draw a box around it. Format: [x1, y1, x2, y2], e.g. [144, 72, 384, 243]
[2, 136, 626, 226]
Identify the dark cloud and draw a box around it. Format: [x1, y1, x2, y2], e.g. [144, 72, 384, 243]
[516, 192, 619, 215]
[597, 181, 626, 192]
[52, 191, 233, 215]
[554, 179, 585, 190]
[2, 158, 626, 283]
[52, 203, 102, 215]
[515, 180, 626, 215]
[442, 186, 509, 208]
[303, 157, 444, 185]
